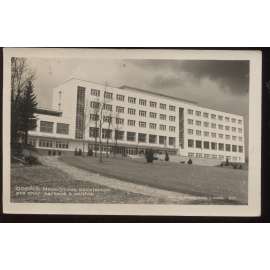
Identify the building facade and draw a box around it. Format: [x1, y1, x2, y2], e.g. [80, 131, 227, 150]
[28, 78, 245, 163]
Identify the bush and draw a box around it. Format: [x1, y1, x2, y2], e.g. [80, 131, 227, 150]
[187, 158, 192, 165]
[225, 158, 230, 166]
[24, 155, 41, 165]
[78, 148, 82, 156]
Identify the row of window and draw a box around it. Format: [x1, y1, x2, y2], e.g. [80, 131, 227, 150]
[188, 139, 243, 153]
[90, 89, 176, 111]
[188, 152, 241, 161]
[187, 129, 243, 141]
[38, 139, 69, 149]
[89, 127, 176, 145]
[187, 119, 243, 133]
[40, 121, 69, 135]
[187, 109, 242, 124]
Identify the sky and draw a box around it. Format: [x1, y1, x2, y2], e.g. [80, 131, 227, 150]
[27, 58, 249, 155]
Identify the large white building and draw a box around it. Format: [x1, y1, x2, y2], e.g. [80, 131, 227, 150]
[28, 78, 245, 163]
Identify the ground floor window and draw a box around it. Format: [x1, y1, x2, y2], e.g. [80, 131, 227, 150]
[39, 139, 53, 148]
[138, 133, 147, 143]
[28, 138, 36, 147]
[204, 154, 210, 158]
[115, 130, 124, 140]
[159, 136, 166, 145]
[169, 137, 175, 146]
[188, 152, 194, 157]
[196, 153, 203, 158]
[55, 141, 69, 149]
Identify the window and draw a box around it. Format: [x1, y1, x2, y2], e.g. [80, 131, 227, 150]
[116, 118, 124, 125]
[56, 123, 69, 135]
[116, 94, 125, 101]
[226, 135, 230, 140]
[212, 155, 217, 159]
[104, 91, 113, 99]
[149, 134, 157, 144]
[169, 126, 176, 132]
[239, 146, 243, 153]
[196, 130, 201, 136]
[149, 123, 157, 129]
[128, 108, 136, 115]
[89, 127, 99, 138]
[90, 114, 99, 121]
[188, 152, 194, 157]
[219, 133, 224, 139]
[232, 145, 237, 152]
[150, 112, 157, 118]
[239, 136, 243, 142]
[218, 124, 223, 130]
[196, 153, 203, 158]
[196, 140, 202, 148]
[204, 154, 210, 158]
[40, 121, 53, 133]
[203, 112, 209, 118]
[225, 117, 230, 122]
[231, 118, 236, 123]
[91, 89, 100, 97]
[103, 116, 112, 123]
[204, 131, 209, 137]
[169, 137, 175, 146]
[160, 114, 166, 120]
[188, 109, 193, 115]
[188, 129, 193, 135]
[211, 114, 216, 119]
[211, 123, 216, 129]
[159, 136, 166, 145]
[218, 115, 223, 121]
[238, 128, 243, 133]
[138, 133, 147, 142]
[188, 119, 194, 125]
[232, 136, 237, 141]
[169, 115, 175, 122]
[211, 142, 217, 150]
[160, 124, 166, 131]
[225, 126, 230, 131]
[219, 143, 224, 151]
[39, 139, 53, 148]
[102, 129, 112, 139]
[160, 103, 166, 110]
[115, 130, 124, 140]
[219, 155, 224, 160]
[238, 119, 242, 124]
[196, 111, 201, 116]
[169, 105, 175, 111]
[150, 101, 157, 108]
[232, 127, 236, 132]
[204, 121, 209, 128]
[104, 104, 112, 111]
[116, 106, 124, 113]
[188, 139, 194, 148]
[128, 120, 136, 126]
[139, 121, 146, 128]
[139, 99, 146, 106]
[127, 132, 136, 141]
[226, 144, 231, 151]
[90, 101, 100, 109]
[128, 96, 136, 103]
[139, 110, 147, 117]
[196, 120, 201, 126]
[211, 132, 216, 138]
[204, 141, 210, 149]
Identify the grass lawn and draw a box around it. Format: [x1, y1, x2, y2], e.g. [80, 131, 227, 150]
[11, 165, 166, 204]
[60, 156, 248, 204]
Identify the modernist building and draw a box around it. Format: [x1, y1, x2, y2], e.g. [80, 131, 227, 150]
[28, 78, 245, 163]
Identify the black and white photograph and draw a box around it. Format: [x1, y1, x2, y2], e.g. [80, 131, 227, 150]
[2, 48, 261, 216]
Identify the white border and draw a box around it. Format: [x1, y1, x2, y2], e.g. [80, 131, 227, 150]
[2, 48, 262, 216]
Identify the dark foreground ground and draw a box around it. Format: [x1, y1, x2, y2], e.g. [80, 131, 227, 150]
[60, 156, 248, 204]
[11, 165, 166, 204]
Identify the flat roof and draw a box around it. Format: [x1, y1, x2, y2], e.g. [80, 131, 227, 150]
[35, 107, 62, 117]
[119, 85, 197, 104]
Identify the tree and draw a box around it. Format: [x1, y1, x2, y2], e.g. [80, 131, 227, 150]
[11, 57, 35, 145]
[112, 112, 122, 157]
[19, 80, 38, 145]
[105, 112, 113, 158]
